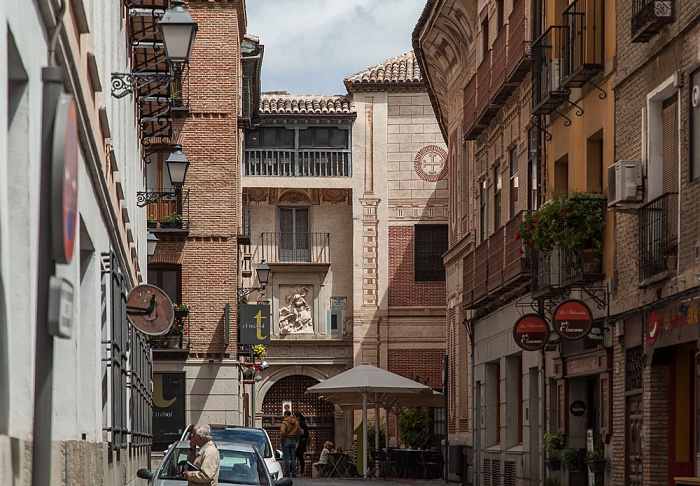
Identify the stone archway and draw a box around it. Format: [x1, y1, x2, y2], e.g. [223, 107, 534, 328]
[261, 375, 335, 465]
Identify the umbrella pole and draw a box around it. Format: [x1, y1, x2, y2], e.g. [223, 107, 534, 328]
[363, 391, 368, 478]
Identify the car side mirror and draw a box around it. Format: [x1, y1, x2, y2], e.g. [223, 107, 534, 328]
[275, 478, 293, 486]
[275, 450, 283, 460]
[137, 468, 154, 480]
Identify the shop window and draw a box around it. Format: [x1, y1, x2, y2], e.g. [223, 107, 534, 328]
[414, 225, 448, 281]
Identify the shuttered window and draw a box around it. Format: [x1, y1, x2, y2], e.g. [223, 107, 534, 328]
[279, 207, 310, 262]
[414, 225, 448, 281]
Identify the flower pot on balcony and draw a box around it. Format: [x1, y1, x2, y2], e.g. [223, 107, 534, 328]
[545, 459, 562, 471]
[587, 459, 606, 473]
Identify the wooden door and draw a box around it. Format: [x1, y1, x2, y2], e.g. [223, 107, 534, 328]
[669, 348, 695, 482]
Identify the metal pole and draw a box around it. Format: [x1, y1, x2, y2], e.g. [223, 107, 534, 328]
[540, 299, 547, 486]
[32, 66, 63, 486]
[251, 381, 256, 428]
[443, 354, 449, 482]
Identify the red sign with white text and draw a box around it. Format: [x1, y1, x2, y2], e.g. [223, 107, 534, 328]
[553, 299, 593, 340]
[513, 314, 550, 351]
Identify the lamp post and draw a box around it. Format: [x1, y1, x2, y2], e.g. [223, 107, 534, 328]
[137, 145, 191, 207]
[111, 0, 198, 98]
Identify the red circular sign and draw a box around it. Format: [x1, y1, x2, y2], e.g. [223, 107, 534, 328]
[647, 311, 660, 347]
[553, 299, 593, 340]
[51, 93, 79, 264]
[513, 314, 551, 351]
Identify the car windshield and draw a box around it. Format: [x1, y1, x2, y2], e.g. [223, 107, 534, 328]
[158, 445, 269, 485]
[185, 428, 272, 458]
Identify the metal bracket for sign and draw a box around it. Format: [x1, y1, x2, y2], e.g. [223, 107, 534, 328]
[524, 282, 608, 316]
[237, 343, 253, 358]
[579, 283, 609, 311]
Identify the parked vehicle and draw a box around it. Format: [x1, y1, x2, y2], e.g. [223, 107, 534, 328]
[181, 424, 284, 481]
[136, 441, 292, 485]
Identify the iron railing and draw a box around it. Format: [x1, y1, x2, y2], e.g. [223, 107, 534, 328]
[243, 148, 351, 177]
[639, 193, 678, 281]
[532, 26, 569, 115]
[261, 232, 331, 263]
[632, 0, 675, 42]
[146, 188, 191, 231]
[238, 192, 251, 244]
[562, 0, 604, 88]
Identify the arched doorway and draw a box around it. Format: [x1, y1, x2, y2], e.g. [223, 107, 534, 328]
[261, 375, 335, 464]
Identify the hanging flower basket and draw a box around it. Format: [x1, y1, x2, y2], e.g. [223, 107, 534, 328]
[252, 344, 267, 358]
[545, 459, 562, 471]
[174, 304, 190, 319]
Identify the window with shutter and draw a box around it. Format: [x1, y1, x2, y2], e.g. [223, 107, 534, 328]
[279, 207, 310, 262]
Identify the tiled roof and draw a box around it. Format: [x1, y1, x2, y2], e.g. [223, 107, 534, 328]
[344, 51, 423, 88]
[260, 92, 355, 115]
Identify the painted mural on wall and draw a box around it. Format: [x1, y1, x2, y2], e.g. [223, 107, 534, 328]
[279, 286, 314, 334]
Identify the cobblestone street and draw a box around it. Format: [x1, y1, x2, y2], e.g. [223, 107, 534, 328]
[290, 477, 453, 486]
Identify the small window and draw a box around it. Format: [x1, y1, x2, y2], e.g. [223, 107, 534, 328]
[415, 225, 448, 281]
[262, 128, 277, 147]
[494, 164, 502, 230]
[332, 128, 348, 148]
[327, 310, 341, 335]
[509, 147, 519, 219]
[315, 128, 329, 147]
[299, 129, 312, 147]
[148, 265, 182, 305]
[280, 128, 294, 148]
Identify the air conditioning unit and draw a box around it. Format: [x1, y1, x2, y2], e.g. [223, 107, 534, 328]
[607, 160, 643, 207]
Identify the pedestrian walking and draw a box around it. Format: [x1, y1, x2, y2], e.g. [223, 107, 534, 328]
[294, 411, 310, 476]
[280, 410, 301, 477]
[185, 423, 220, 485]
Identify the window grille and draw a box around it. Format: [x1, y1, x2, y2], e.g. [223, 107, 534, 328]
[626, 345, 644, 391]
[415, 225, 448, 281]
[130, 328, 153, 447]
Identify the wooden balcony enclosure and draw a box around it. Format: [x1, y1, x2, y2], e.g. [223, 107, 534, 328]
[506, 0, 533, 83]
[631, 0, 675, 42]
[463, 77, 486, 140]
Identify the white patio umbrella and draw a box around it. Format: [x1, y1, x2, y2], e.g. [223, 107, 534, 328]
[306, 363, 433, 478]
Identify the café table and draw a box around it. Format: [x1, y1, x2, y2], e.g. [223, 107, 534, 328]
[388, 448, 425, 479]
[327, 451, 353, 478]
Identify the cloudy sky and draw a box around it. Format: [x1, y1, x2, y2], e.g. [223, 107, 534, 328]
[246, 0, 426, 96]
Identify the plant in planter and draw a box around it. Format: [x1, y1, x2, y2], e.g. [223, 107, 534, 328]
[252, 344, 267, 359]
[586, 447, 607, 473]
[174, 303, 190, 318]
[398, 408, 429, 448]
[162, 213, 183, 228]
[518, 192, 605, 273]
[543, 433, 566, 470]
[147, 216, 157, 228]
[243, 364, 259, 381]
[563, 449, 580, 471]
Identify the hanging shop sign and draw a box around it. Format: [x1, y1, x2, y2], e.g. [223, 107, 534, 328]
[239, 304, 271, 344]
[553, 299, 593, 340]
[513, 313, 550, 351]
[570, 400, 586, 417]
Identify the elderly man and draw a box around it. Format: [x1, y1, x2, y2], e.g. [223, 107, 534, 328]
[184, 423, 220, 485]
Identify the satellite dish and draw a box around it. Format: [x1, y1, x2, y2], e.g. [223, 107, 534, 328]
[126, 284, 175, 335]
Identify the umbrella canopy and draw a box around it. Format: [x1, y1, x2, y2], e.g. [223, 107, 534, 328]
[306, 363, 433, 477]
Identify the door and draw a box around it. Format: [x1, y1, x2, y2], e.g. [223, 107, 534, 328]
[627, 393, 643, 486]
[279, 207, 309, 262]
[669, 347, 695, 482]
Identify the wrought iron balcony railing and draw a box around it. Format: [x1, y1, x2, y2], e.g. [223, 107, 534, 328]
[562, 0, 604, 88]
[146, 188, 191, 232]
[238, 192, 251, 245]
[532, 26, 569, 115]
[243, 148, 351, 177]
[261, 232, 331, 263]
[632, 0, 675, 42]
[639, 193, 678, 281]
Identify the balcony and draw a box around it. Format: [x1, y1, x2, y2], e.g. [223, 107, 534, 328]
[531, 26, 568, 115]
[463, 77, 485, 140]
[146, 188, 191, 233]
[243, 148, 351, 177]
[149, 313, 190, 360]
[561, 0, 604, 88]
[475, 52, 502, 127]
[639, 193, 678, 282]
[463, 251, 475, 304]
[471, 242, 489, 305]
[632, 0, 675, 42]
[503, 211, 532, 286]
[506, 0, 533, 83]
[487, 227, 505, 292]
[238, 192, 251, 245]
[261, 232, 331, 264]
[491, 27, 516, 104]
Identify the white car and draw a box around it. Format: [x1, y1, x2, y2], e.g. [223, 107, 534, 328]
[181, 424, 284, 481]
[137, 441, 293, 485]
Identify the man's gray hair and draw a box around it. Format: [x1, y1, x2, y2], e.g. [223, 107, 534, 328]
[193, 424, 212, 441]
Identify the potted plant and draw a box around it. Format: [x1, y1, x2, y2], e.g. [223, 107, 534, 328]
[586, 447, 606, 473]
[563, 449, 580, 471]
[543, 433, 566, 470]
[398, 408, 429, 449]
[243, 364, 259, 383]
[174, 303, 190, 318]
[518, 192, 605, 274]
[252, 344, 267, 359]
[147, 216, 157, 228]
[162, 213, 183, 229]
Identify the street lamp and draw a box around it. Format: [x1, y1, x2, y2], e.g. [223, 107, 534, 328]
[111, 0, 198, 98]
[158, 0, 199, 66]
[237, 260, 271, 299]
[146, 231, 159, 257]
[137, 145, 191, 207]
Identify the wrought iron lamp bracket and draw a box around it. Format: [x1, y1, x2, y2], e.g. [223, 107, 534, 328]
[111, 72, 172, 99]
[237, 287, 264, 299]
[136, 189, 178, 207]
